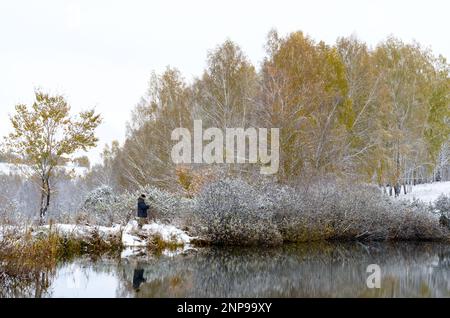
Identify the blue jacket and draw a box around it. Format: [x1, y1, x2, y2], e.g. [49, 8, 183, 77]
[137, 197, 150, 218]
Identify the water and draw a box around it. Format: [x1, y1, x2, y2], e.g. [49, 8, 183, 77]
[2, 242, 450, 298]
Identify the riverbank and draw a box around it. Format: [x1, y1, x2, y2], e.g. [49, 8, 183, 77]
[0, 220, 197, 255]
[1, 178, 450, 283]
[0, 220, 197, 291]
[1, 213, 449, 266]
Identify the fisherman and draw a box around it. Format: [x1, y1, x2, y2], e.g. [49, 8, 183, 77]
[137, 194, 150, 228]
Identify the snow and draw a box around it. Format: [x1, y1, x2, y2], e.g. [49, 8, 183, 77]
[142, 222, 192, 245]
[121, 220, 195, 247]
[0, 162, 88, 178]
[1, 220, 195, 261]
[40, 221, 195, 248]
[398, 181, 450, 203]
[39, 223, 122, 240]
[119, 220, 197, 258]
[121, 221, 147, 247]
[0, 224, 30, 240]
[1, 221, 194, 251]
[0, 162, 21, 175]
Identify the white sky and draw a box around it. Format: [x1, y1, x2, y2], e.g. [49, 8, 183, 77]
[1, 0, 449, 164]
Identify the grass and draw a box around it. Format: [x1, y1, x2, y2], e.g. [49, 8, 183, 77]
[0, 224, 123, 297]
[146, 233, 185, 253]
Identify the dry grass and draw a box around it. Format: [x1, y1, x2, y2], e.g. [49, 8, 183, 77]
[146, 233, 184, 253]
[0, 222, 122, 296]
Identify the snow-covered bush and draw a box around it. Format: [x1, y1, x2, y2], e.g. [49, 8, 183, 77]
[434, 194, 450, 229]
[79, 185, 138, 225]
[136, 185, 195, 226]
[78, 177, 449, 243]
[434, 194, 450, 218]
[387, 199, 446, 239]
[82, 185, 115, 210]
[194, 179, 282, 246]
[80, 185, 120, 225]
[192, 177, 449, 245]
[79, 185, 194, 227]
[269, 180, 447, 241]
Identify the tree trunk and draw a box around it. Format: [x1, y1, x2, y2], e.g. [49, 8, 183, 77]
[394, 140, 401, 197]
[39, 177, 51, 224]
[394, 183, 400, 197]
[39, 178, 46, 224]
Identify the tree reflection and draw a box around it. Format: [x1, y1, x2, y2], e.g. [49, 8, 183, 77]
[115, 243, 450, 298]
[1, 242, 449, 297]
[0, 269, 52, 298]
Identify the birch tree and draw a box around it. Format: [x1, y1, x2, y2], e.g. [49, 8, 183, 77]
[4, 91, 102, 222]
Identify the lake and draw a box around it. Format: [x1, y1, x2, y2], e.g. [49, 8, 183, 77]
[2, 242, 450, 297]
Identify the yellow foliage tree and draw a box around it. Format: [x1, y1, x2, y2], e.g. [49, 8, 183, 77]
[4, 91, 102, 222]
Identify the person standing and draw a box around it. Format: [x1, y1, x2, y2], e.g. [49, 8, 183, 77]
[137, 194, 150, 228]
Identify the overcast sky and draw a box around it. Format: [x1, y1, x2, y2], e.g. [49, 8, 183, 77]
[1, 0, 449, 164]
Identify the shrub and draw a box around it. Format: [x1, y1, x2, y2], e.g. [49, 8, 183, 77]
[192, 177, 449, 245]
[79, 185, 139, 226]
[271, 180, 447, 241]
[73, 177, 450, 244]
[194, 178, 282, 246]
[79, 185, 194, 227]
[434, 194, 450, 218]
[137, 185, 194, 226]
[434, 194, 450, 230]
[80, 185, 121, 225]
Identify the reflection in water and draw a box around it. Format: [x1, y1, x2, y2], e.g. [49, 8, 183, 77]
[132, 264, 146, 291]
[1, 242, 449, 297]
[0, 270, 51, 298]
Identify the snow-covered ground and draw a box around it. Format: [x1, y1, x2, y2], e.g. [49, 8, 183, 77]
[398, 181, 450, 203]
[121, 220, 194, 247]
[37, 221, 194, 247]
[120, 222, 197, 258]
[0, 162, 88, 178]
[39, 223, 122, 240]
[1, 221, 195, 253]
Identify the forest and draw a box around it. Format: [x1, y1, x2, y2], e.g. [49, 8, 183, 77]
[103, 31, 450, 194]
[0, 30, 449, 244]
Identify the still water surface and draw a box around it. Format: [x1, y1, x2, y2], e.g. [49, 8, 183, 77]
[4, 242, 450, 297]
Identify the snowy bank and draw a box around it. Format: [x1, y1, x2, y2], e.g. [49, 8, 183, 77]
[38, 221, 195, 248]
[36, 224, 122, 241]
[121, 220, 194, 247]
[2, 221, 195, 250]
[398, 182, 450, 203]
